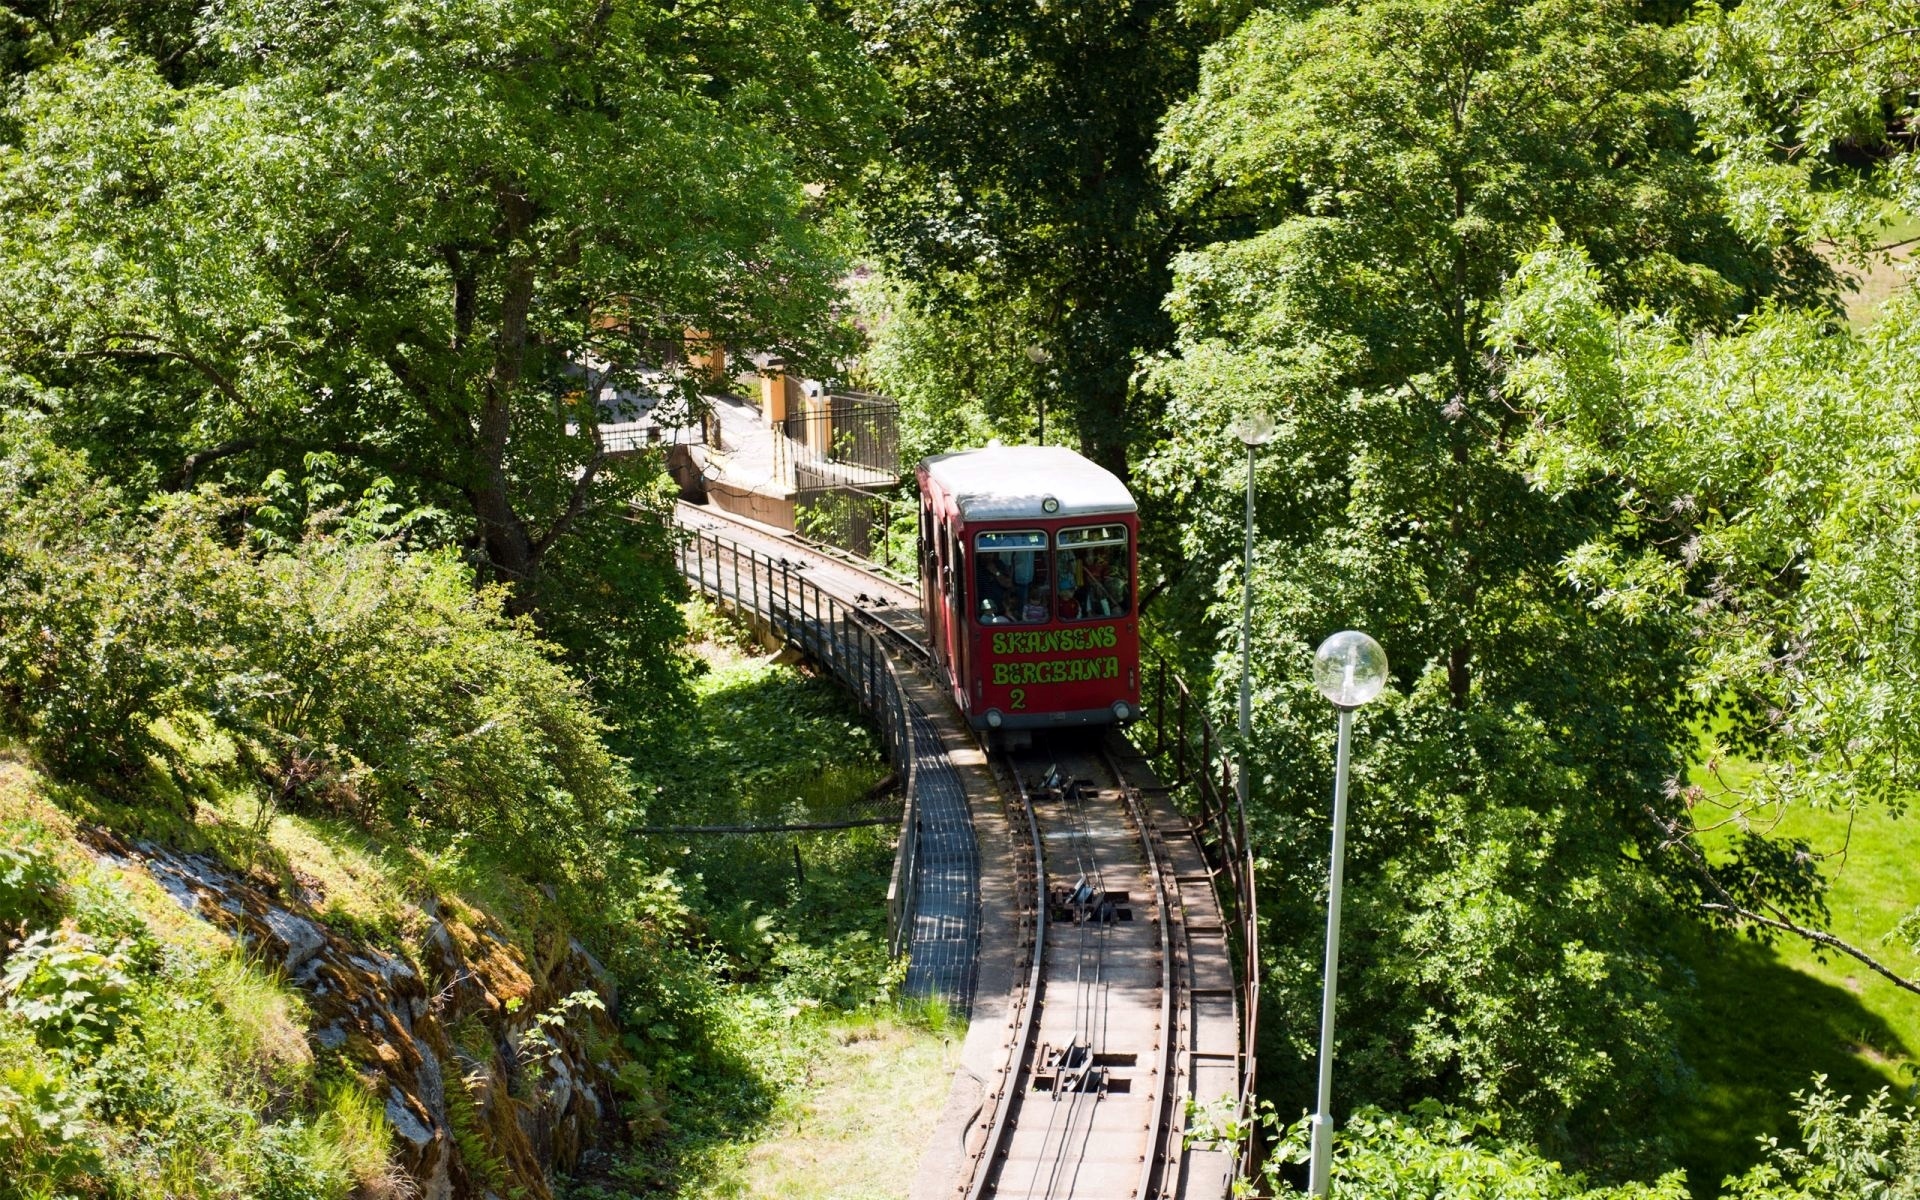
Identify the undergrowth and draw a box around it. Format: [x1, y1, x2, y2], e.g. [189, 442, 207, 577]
[564, 617, 921, 1198]
[0, 772, 395, 1200]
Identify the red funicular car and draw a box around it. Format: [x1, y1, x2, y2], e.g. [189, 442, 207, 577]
[917, 446, 1140, 740]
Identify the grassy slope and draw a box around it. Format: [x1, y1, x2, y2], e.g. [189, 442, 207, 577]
[1, 604, 942, 1199]
[571, 616, 950, 1198]
[1669, 762, 1920, 1195]
[0, 759, 396, 1200]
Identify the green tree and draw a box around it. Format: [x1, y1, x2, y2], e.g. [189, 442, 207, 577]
[851, 0, 1215, 474]
[1216, 1079, 1918, 1198]
[849, 271, 1048, 463]
[1140, 0, 1799, 1161]
[1494, 240, 1920, 990]
[1480, 0, 1920, 994]
[0, 0, 883, 718]
[1689, 0, 1920, 256]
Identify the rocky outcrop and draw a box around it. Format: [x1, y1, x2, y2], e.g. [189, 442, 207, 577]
[85, 828, 622, 1200]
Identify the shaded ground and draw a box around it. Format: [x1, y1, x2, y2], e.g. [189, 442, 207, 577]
[1668, 760, 1920, 1194]
[696, 1013, 959, 1200]
[1669, 927, 1911, 1193]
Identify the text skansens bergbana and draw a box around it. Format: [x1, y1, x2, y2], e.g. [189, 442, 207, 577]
[988, 624, 1121, 687]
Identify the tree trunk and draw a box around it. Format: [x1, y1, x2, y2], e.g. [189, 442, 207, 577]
[473, 191, 543, 614]
[1079, 381, 1132, 482]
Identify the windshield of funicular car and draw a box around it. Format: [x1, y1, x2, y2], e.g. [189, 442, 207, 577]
[1055, 525, 1130, 621]
[974, 530, 1050, 624]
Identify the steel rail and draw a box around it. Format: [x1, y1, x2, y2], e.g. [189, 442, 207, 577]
[965, 743, 1192, 1200]
[678, 498, 919, 589]
[1108, 747, 1185, 1200]
[964, 747, 1049, 1200]
[1029, 751, 1114, 1200]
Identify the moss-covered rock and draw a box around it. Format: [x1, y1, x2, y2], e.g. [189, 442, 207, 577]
[82, 825, 621, 1200]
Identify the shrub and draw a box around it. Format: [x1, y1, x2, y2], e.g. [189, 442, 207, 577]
[1725, 1078, 1920, 1199]
[0, 421, 211, 783]
[1228, 1100, 1690, 1198]
[0, 418, 634, 883]
[0, 828, 61, 934]
[0, 928, 136, 1052]
[0, 1050, 102, 1199]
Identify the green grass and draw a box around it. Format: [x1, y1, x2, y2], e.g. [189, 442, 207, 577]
[685, 1010, 960, 1200]
[1834, 210, 1919, 327]
[657, 619, 890, 830]
[1668, 760, 1920, 1195]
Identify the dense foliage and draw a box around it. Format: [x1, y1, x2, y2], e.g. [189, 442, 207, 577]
[1500, 248, 1920, 822]
[851, 0, 1213, 474]
[0, 0, 881, 722]
[1238, 1080, 1920, 1198]
[1129, 0, 1816, 1164]
[0, 419, 905, 1196]
[0, 419, 629, 882]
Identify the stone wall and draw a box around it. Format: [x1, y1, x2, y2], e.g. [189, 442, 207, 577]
[85, 828, 623, 1200]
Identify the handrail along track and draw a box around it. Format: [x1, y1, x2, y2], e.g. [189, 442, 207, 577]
[1136, 657, 1262, 1177]
[674, 522, 925, 953]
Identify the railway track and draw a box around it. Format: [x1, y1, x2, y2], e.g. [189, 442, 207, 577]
[962, 739, 1217, 1200]
[672, 501, 1244, 1200]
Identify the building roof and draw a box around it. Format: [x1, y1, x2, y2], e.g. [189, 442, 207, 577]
[921, 446, 1136, 522]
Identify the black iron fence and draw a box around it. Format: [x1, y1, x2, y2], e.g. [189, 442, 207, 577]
[794, 486, 917, 579]
[1135, 650, 1262, 1182]
[783, 390, 901, 477]
[675, 527, 923, 955]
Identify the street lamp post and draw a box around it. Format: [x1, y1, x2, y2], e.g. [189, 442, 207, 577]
[1307, 630, 1389, 1196]
[1229, 411, 1276, 833]
[1026, 345, 1052, 443]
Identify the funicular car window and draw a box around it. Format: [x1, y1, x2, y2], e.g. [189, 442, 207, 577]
[1056, 525, 1130, 620]
[974, 530, 1051, 624]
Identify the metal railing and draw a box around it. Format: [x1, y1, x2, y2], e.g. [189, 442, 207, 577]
[1136, 650, 1263, 1182]
[783, 391, 901, 477]
[794, 486, 916, 578]
[675, 527, 923, 955]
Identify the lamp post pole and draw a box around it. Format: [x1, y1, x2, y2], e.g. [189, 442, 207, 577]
[1026, 345, 1052, 444]
[1307, 631, 1389, 1196]
[1238, 438, 1256, 814]
[1308, 704, 1354, 1193]
[1230, 411, 1276, 829]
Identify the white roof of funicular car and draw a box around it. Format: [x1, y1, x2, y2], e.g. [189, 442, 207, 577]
[922, 446, 1136, 522]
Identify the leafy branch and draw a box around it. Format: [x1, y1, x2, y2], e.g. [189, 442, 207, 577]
[1645, 804, 1920, 999]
